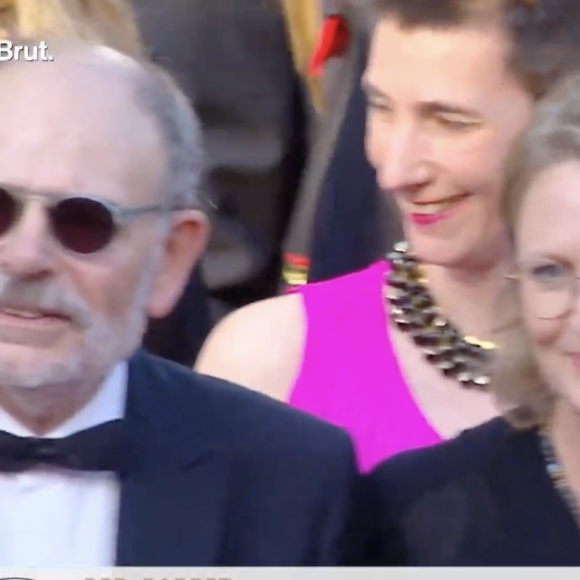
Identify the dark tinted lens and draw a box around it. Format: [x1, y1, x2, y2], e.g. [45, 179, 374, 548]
[0, 187, 19, 237]
[51, 197, 116, 254]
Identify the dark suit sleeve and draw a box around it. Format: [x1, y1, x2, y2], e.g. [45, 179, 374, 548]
[281, 13, 402, 285]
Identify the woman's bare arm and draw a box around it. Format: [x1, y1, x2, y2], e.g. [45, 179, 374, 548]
[195, 294, 306, 401]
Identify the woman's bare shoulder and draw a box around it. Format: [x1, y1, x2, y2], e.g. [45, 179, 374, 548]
[194, 293, 306, 401]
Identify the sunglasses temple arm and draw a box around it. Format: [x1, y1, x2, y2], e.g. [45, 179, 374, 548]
[121, 204, 165, 218]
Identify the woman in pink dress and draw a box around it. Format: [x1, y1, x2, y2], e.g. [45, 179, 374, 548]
[196, 0, 580, 472]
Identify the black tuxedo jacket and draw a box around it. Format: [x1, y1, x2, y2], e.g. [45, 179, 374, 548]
[115, 351, 364, 565]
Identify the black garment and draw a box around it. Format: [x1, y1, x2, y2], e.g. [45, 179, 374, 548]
[367, 417, 580, 566]
[113, 351, 363, 565]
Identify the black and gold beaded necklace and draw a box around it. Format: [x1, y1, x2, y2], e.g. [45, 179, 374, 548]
[384, 241, 497, 389]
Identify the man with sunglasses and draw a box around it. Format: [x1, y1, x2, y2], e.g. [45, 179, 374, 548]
[0, 42, 362, 566]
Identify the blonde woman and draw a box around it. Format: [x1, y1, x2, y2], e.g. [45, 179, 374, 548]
[0, 0, 142, 55]
[368, 74, 580, 565]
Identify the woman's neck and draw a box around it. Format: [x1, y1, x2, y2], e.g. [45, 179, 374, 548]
[421, 258, 511, 340]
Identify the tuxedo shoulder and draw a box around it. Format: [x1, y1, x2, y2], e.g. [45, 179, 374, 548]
[195, 372, 355, 460]
[140, 352, 356, 466]
[369, 418, 514, 511]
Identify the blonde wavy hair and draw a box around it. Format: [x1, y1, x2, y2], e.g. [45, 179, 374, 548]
[492, 74, 580, 427]
[0, 0, 143, 56]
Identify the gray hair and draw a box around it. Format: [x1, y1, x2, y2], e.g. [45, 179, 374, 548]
[83, 45, 205, 210]
[131, 62, 205, 210]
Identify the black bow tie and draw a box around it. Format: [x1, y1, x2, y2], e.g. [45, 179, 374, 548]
[0, 419, 126, 473]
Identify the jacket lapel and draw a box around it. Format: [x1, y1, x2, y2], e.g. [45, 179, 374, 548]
[115, 352, 230, 566]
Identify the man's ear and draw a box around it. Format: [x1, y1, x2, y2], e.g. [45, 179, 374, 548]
[146, 210, 209, 318]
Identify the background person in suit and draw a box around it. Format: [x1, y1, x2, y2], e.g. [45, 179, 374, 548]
[282, 0, 402, 287]
[0, 41, 363, 566]
[137, 0, 321, 366]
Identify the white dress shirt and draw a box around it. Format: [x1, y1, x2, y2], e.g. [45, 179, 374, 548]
[0, 362, 127, 567]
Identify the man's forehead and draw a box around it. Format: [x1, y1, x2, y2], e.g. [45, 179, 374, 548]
[0, 54, 166, 204]
[0, 55, 156, 140]
[0, 43, 166, 151]
[0, 40, 150, 109]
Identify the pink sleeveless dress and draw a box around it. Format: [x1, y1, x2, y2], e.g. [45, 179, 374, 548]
[289, 261, 441, 472]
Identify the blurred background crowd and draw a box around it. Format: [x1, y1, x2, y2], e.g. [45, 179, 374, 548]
[125, 0, 398, 366]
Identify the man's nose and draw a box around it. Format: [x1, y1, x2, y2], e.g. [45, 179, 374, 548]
[0, 202, 55, 277]
[375, 125, 431, 192]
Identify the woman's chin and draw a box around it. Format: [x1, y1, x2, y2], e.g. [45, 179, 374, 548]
[405, 236, 470, 267]
[404, 226, 504, 269]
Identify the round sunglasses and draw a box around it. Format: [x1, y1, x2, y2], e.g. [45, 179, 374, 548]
[0, 184, 166, 255]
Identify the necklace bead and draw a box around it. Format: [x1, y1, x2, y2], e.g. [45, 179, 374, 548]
[385, 241, 496, 389]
